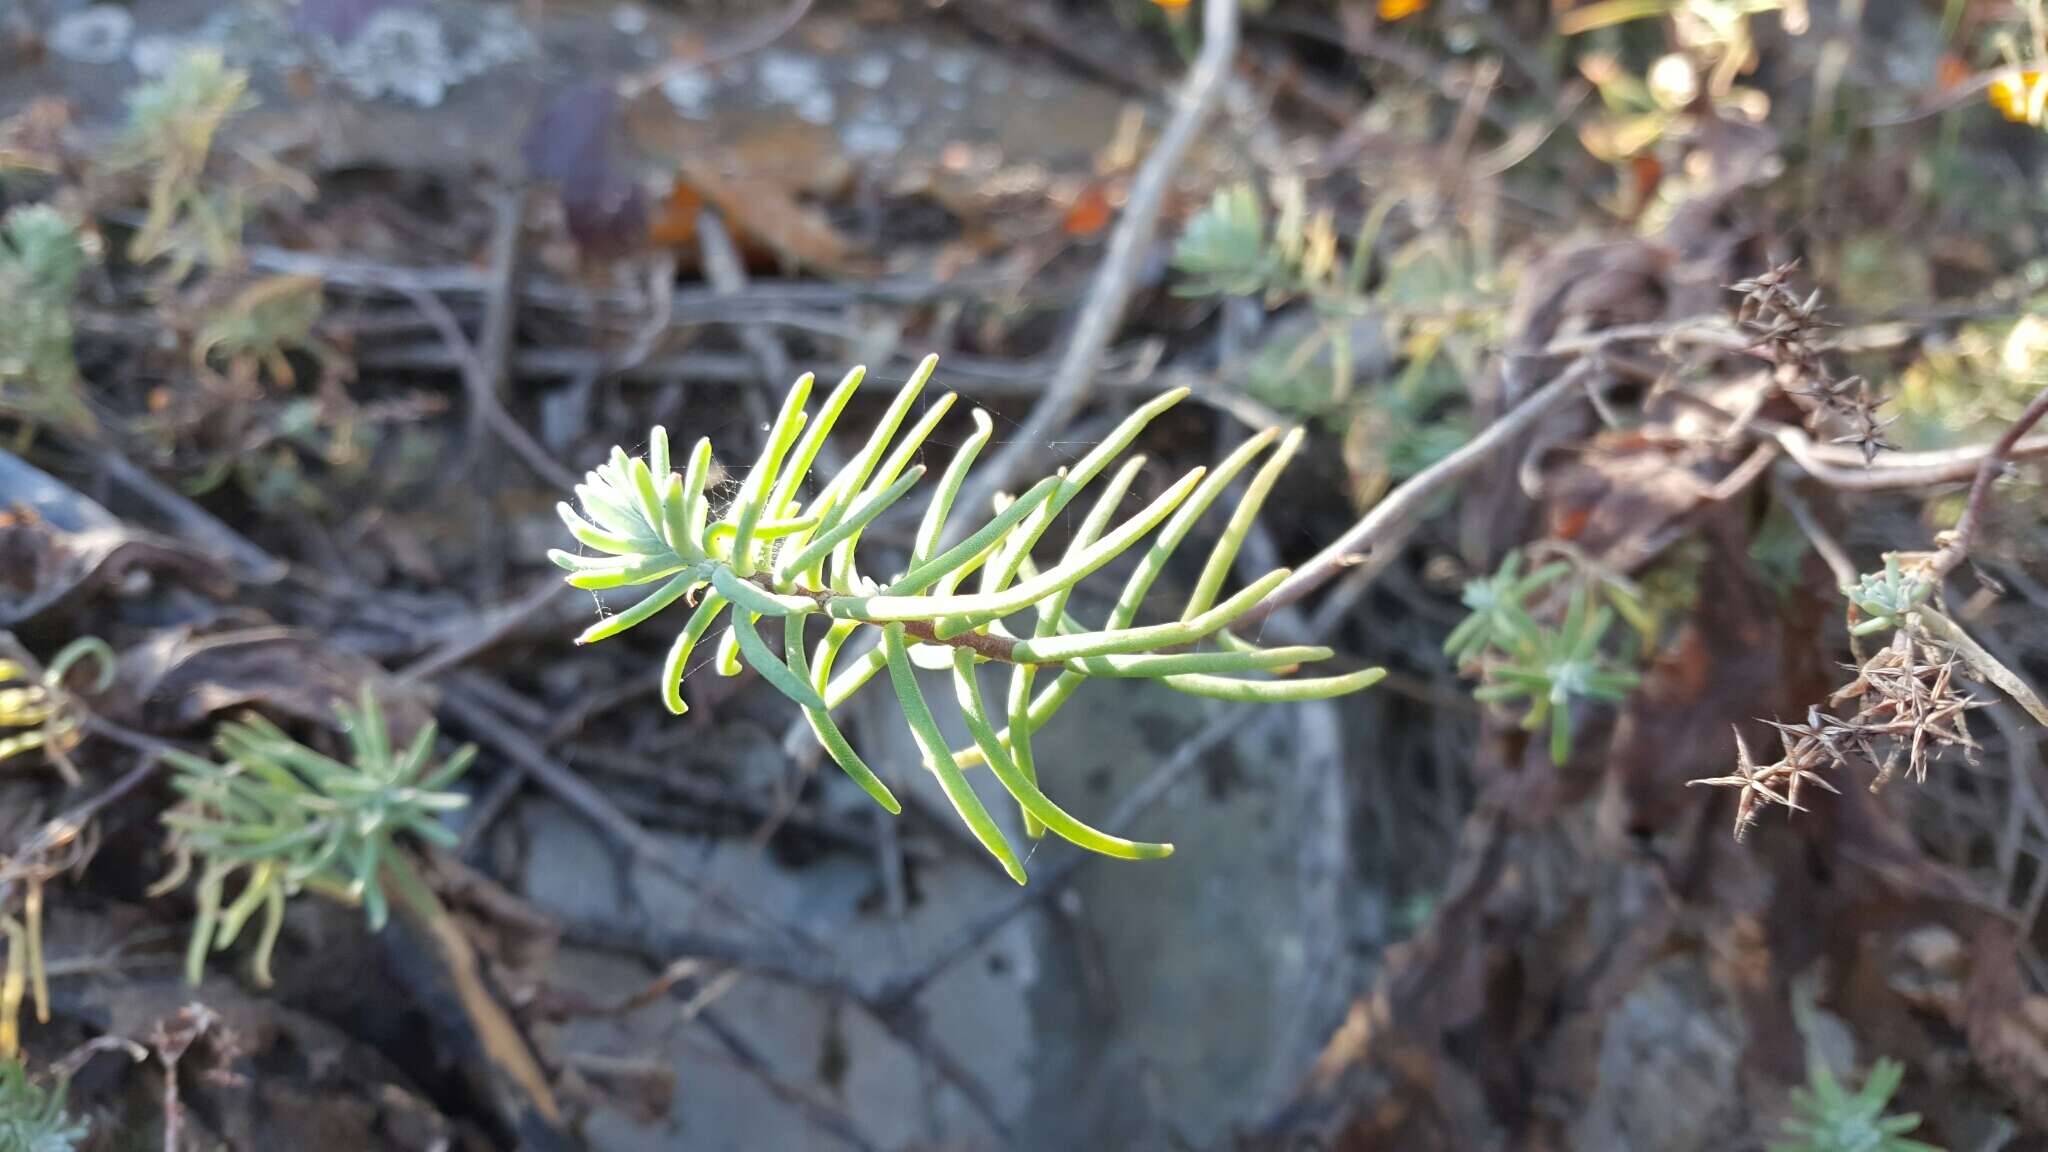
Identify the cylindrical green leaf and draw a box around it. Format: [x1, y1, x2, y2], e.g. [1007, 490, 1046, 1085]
[566, 555, 691, 590]
[730, 609, 828, 710]
[717, 615, 751, 676]
[912, 408, 994, 568]
[888, 475, 1062, 596]
[727, 373, 815, 575]
[822, 639, 887, 709]
[647, 425, 671, 481]
[810, 618, 860, 688]
[661, 592, 730, 714]
[709, 514, 822, 546]
[576, 570, 704, 645]
[775, 465, 928, 586]
[673, 438, 713, 556]
[1185, 426, 1303, 620]
[978, 388, 1190, 598]
[883, 623, 1026, 884]
[557, 503, 637, 555]
[829, 393, 956, 587]
[628, 456, 668, 544]
[713, 565, 820, 618]
[352, 685, 389, 775]
[770, 364, 865, 520]
[1161, 666, 1386, 701]
[1008, 568, 1288, 662]
[1110, 428, 1279, 630]
[786, 621, 900, 813]
[948, 457, 1148, 770]
[1006, 661, 1044, 838]
[952, 649, 1170, 859]
[1064, 645, 1332, 678]
[835, 467, 1204, 624]
[806, 356, 937, 543]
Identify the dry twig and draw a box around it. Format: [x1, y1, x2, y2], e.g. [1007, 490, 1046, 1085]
[1927, 382, 2048, 581]
[954, 0, 1240, 519]
[1239, 359, 1595, 629]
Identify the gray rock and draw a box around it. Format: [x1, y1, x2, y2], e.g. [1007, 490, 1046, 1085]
[1573, 955, 1748, 1152]
[521, 667, 1355, 1151]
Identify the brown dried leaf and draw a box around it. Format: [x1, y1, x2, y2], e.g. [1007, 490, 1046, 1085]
[668, 154, 858, 274]
[623, 95, 864, 274]
[1539, 435, 1730, 572]
[115, 624, 431, 740]
[0, 452, 233, 627]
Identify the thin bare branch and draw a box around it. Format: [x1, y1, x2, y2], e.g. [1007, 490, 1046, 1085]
[1239, 358, 1595, 629]
[955, 0, 1240, 518]
[402, 283, 579, 492]
[436, 685, 819, 950]
[1771, 473, 1858, 589]
[1929, 382, 2048, 579]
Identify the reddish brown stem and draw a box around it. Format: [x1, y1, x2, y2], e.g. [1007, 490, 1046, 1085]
[1931, 382, 2048, 580]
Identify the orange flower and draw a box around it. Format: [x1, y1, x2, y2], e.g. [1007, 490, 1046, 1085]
[1989, 68, 2046, 124]
[1378, 0, 1431, 19]
[1152, 0, 1191, 9]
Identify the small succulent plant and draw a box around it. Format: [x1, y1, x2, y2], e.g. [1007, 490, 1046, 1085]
[0, 1056, 85, 1152]
[193, 273, 333, 389]
[1468, 588, 1641, 763]
[1843, 554, 1934, 637]
[120, 48, 257, 281]
[1771, 1058, 1940, 1152]
[555, 358, 1384, 883]
[0, 205, 94, 432]
[1171, 184, 1282, 299]
[1443, 549, 1570, 669]
[154, 687, 473, 985]
[1446, 550, 1643, 764]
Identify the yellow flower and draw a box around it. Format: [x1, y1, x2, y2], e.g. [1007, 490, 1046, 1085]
[1152, 0, 1191, 9]
[1378, 0, 1431, 19]
[1989, 68, 2045, 124]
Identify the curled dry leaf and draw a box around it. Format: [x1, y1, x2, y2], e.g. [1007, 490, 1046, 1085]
[0, 451, 233, 627]
[116, 625, 431, 739]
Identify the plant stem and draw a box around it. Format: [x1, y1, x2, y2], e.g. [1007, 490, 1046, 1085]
[1237, 358, 1596, 630]
[1930, 381, 2048, 580]
[952, 0, 1240, 518]
[382, 850, 563, 1124]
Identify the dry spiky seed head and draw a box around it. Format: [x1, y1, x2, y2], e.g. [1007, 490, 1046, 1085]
[1729, 263, 1895, 463]
[1689, 726, 1796, 842]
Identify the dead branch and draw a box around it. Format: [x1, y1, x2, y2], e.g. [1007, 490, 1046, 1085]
[402, 283, 572, 491]
[396, 578, 574, 682]
[955, 0, 1240, 518]
[1770, 473, 1858, 589]
[688, 1006, 884, 1152]
[1929, 381, 2048, 580]
[1239, 358, 1596, 629]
